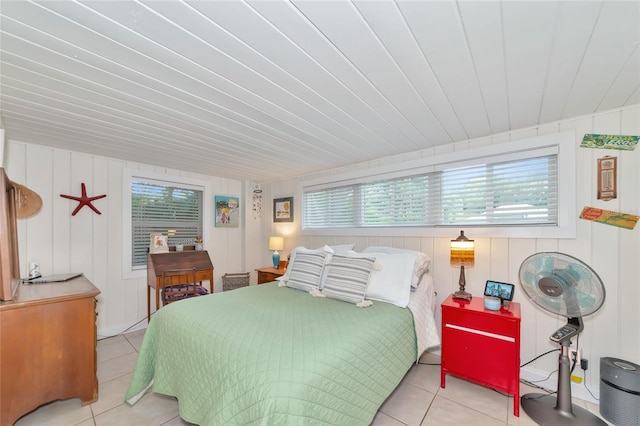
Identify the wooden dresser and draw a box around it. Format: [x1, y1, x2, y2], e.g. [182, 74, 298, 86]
[147, 251, 214, 321]
[0, 275, 100, 426]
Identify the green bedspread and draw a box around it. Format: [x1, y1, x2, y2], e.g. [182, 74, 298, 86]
[126, 282, 417, 425]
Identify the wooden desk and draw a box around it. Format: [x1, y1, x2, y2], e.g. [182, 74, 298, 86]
[441, 295, 521, 416]
[0, 276, 100, 426]
[147, 251, 214, 322]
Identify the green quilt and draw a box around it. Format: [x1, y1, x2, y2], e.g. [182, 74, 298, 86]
[126, 282, 416, 425]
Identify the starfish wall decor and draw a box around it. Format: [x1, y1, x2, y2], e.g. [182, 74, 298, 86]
[60, 183, 107, 216]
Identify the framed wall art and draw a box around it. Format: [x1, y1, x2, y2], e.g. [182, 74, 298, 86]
[273, 197, 293, 222]
[215, 195, 239, 228]
[597, 156, 617, 201]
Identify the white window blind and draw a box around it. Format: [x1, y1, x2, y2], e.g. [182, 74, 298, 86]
[362, 175, 430, 226]
[303, 154, 557, 229]
[131, 181, 203, 267]
[304, 185, 357, 228]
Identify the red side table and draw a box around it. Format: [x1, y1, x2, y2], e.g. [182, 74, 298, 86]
[441, 295, 522, 416]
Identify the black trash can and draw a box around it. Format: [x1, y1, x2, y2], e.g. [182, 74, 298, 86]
[600, 357, 640, 426]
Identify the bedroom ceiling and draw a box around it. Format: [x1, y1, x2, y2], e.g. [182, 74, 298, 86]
[1, 1, 638, 182]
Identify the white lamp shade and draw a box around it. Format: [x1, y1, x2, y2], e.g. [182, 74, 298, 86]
[268, 236, 284, 251]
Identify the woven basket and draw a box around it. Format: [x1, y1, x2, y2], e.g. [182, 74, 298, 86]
[222, 272, 250, 291]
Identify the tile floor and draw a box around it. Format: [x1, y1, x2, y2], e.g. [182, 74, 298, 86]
[14, 329, 609, 426]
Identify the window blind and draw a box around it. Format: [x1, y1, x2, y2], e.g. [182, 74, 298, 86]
[303, 154, 557, 229]
[303, 185, 357, 228]
[131, 181, 203, 267]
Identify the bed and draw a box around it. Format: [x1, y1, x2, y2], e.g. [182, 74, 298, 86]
[126, 247, 440, 425]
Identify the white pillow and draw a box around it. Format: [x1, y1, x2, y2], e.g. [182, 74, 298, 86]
[365, 253, 414, 307]
[362, 246, 431, 288]
[321, 253, 376, 304]
[327, 244, 355, 253]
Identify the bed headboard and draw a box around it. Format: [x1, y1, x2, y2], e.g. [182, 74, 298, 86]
[0, 168, 21, 301]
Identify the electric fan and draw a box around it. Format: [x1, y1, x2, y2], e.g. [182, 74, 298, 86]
[519, 252, 606, 425]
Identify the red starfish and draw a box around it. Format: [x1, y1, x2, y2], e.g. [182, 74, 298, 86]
[60, 183, 107, 216]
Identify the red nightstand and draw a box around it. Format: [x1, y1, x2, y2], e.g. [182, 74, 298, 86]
[441, 295, 522, 417]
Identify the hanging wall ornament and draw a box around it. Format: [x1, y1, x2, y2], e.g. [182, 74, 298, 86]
[252, 183, 262, 220]
[60, 182, 107, 216]
[12, 182, 43, 218]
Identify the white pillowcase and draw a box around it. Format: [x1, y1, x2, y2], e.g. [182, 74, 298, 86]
[365, 253, 415, 307]
[327, 244, 355, 253]
[362, 246, 431, 288]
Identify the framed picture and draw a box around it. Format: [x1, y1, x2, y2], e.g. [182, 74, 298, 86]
[149, 233, 169, 253]
[215, 195, 239, 227]
[597, 156, 617, 201]
[273, 197, 293, 222]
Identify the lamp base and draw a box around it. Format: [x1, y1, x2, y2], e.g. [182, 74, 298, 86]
[272, 251, 280, 269]
[452, 290, 472, 300]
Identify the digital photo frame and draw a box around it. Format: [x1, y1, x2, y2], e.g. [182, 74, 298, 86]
[484, 280, 515, 305]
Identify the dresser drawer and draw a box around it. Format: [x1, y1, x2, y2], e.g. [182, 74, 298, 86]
[195, 270, 212, 282]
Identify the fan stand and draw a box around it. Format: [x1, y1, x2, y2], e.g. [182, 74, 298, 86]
[521, 320, 606, 425]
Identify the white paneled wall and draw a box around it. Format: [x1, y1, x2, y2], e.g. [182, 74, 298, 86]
[267, 105, 640, 399]
[6, 141, 248, 338]
[5, 105, 638, 401]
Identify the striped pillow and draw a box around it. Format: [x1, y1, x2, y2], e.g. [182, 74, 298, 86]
[286, 251, 327, 292]
[322, 254, 376, 304]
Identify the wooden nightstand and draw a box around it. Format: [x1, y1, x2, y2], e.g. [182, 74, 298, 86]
[255, 264, 286, 284]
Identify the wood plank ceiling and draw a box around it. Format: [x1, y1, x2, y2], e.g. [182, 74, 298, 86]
[1, 1, 638, 182]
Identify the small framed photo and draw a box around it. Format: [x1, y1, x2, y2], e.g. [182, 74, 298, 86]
[149, 233, 169, 253]
[273, 197, 293, 222]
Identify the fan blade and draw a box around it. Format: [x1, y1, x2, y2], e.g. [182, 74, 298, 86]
[531, 254, 555, 275]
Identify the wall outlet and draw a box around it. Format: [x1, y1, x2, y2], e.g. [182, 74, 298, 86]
[569, 348, 581, 365]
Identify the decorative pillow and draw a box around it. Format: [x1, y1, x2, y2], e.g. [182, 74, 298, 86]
[362, 246, 431, 288]
[365, 253, 414, 307]
[282, 244, 354, 289]
[281, 246, 327, 281]
[321, 253, 376, 304]
[285, 250, 328, 292]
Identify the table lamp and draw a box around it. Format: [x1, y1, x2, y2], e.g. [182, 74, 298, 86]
[269, 236, 284, 269]
[450, 230, 474, 300]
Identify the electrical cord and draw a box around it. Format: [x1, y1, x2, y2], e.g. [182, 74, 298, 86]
[97, 313, 151, 341]
[583, 369, 599, 401]
[570, 335, 580, 375]
[520, 348, 560, 368]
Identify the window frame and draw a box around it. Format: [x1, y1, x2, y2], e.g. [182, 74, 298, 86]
[301, 131, 576, 239]
[122, 169, 210, 279]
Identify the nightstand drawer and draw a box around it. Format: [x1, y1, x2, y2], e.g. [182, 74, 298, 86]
[258, 271, 279, 283]
[444, 307, 519, 336]
[255, 266, 286, 284]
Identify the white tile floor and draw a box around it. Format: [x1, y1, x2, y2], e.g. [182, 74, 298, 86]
[14, 329, 609, 426]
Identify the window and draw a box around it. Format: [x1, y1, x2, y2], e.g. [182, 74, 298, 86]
[437, 155, 557, 226]
[123, 170, 206, 278]
[302, 132, 575, 238]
